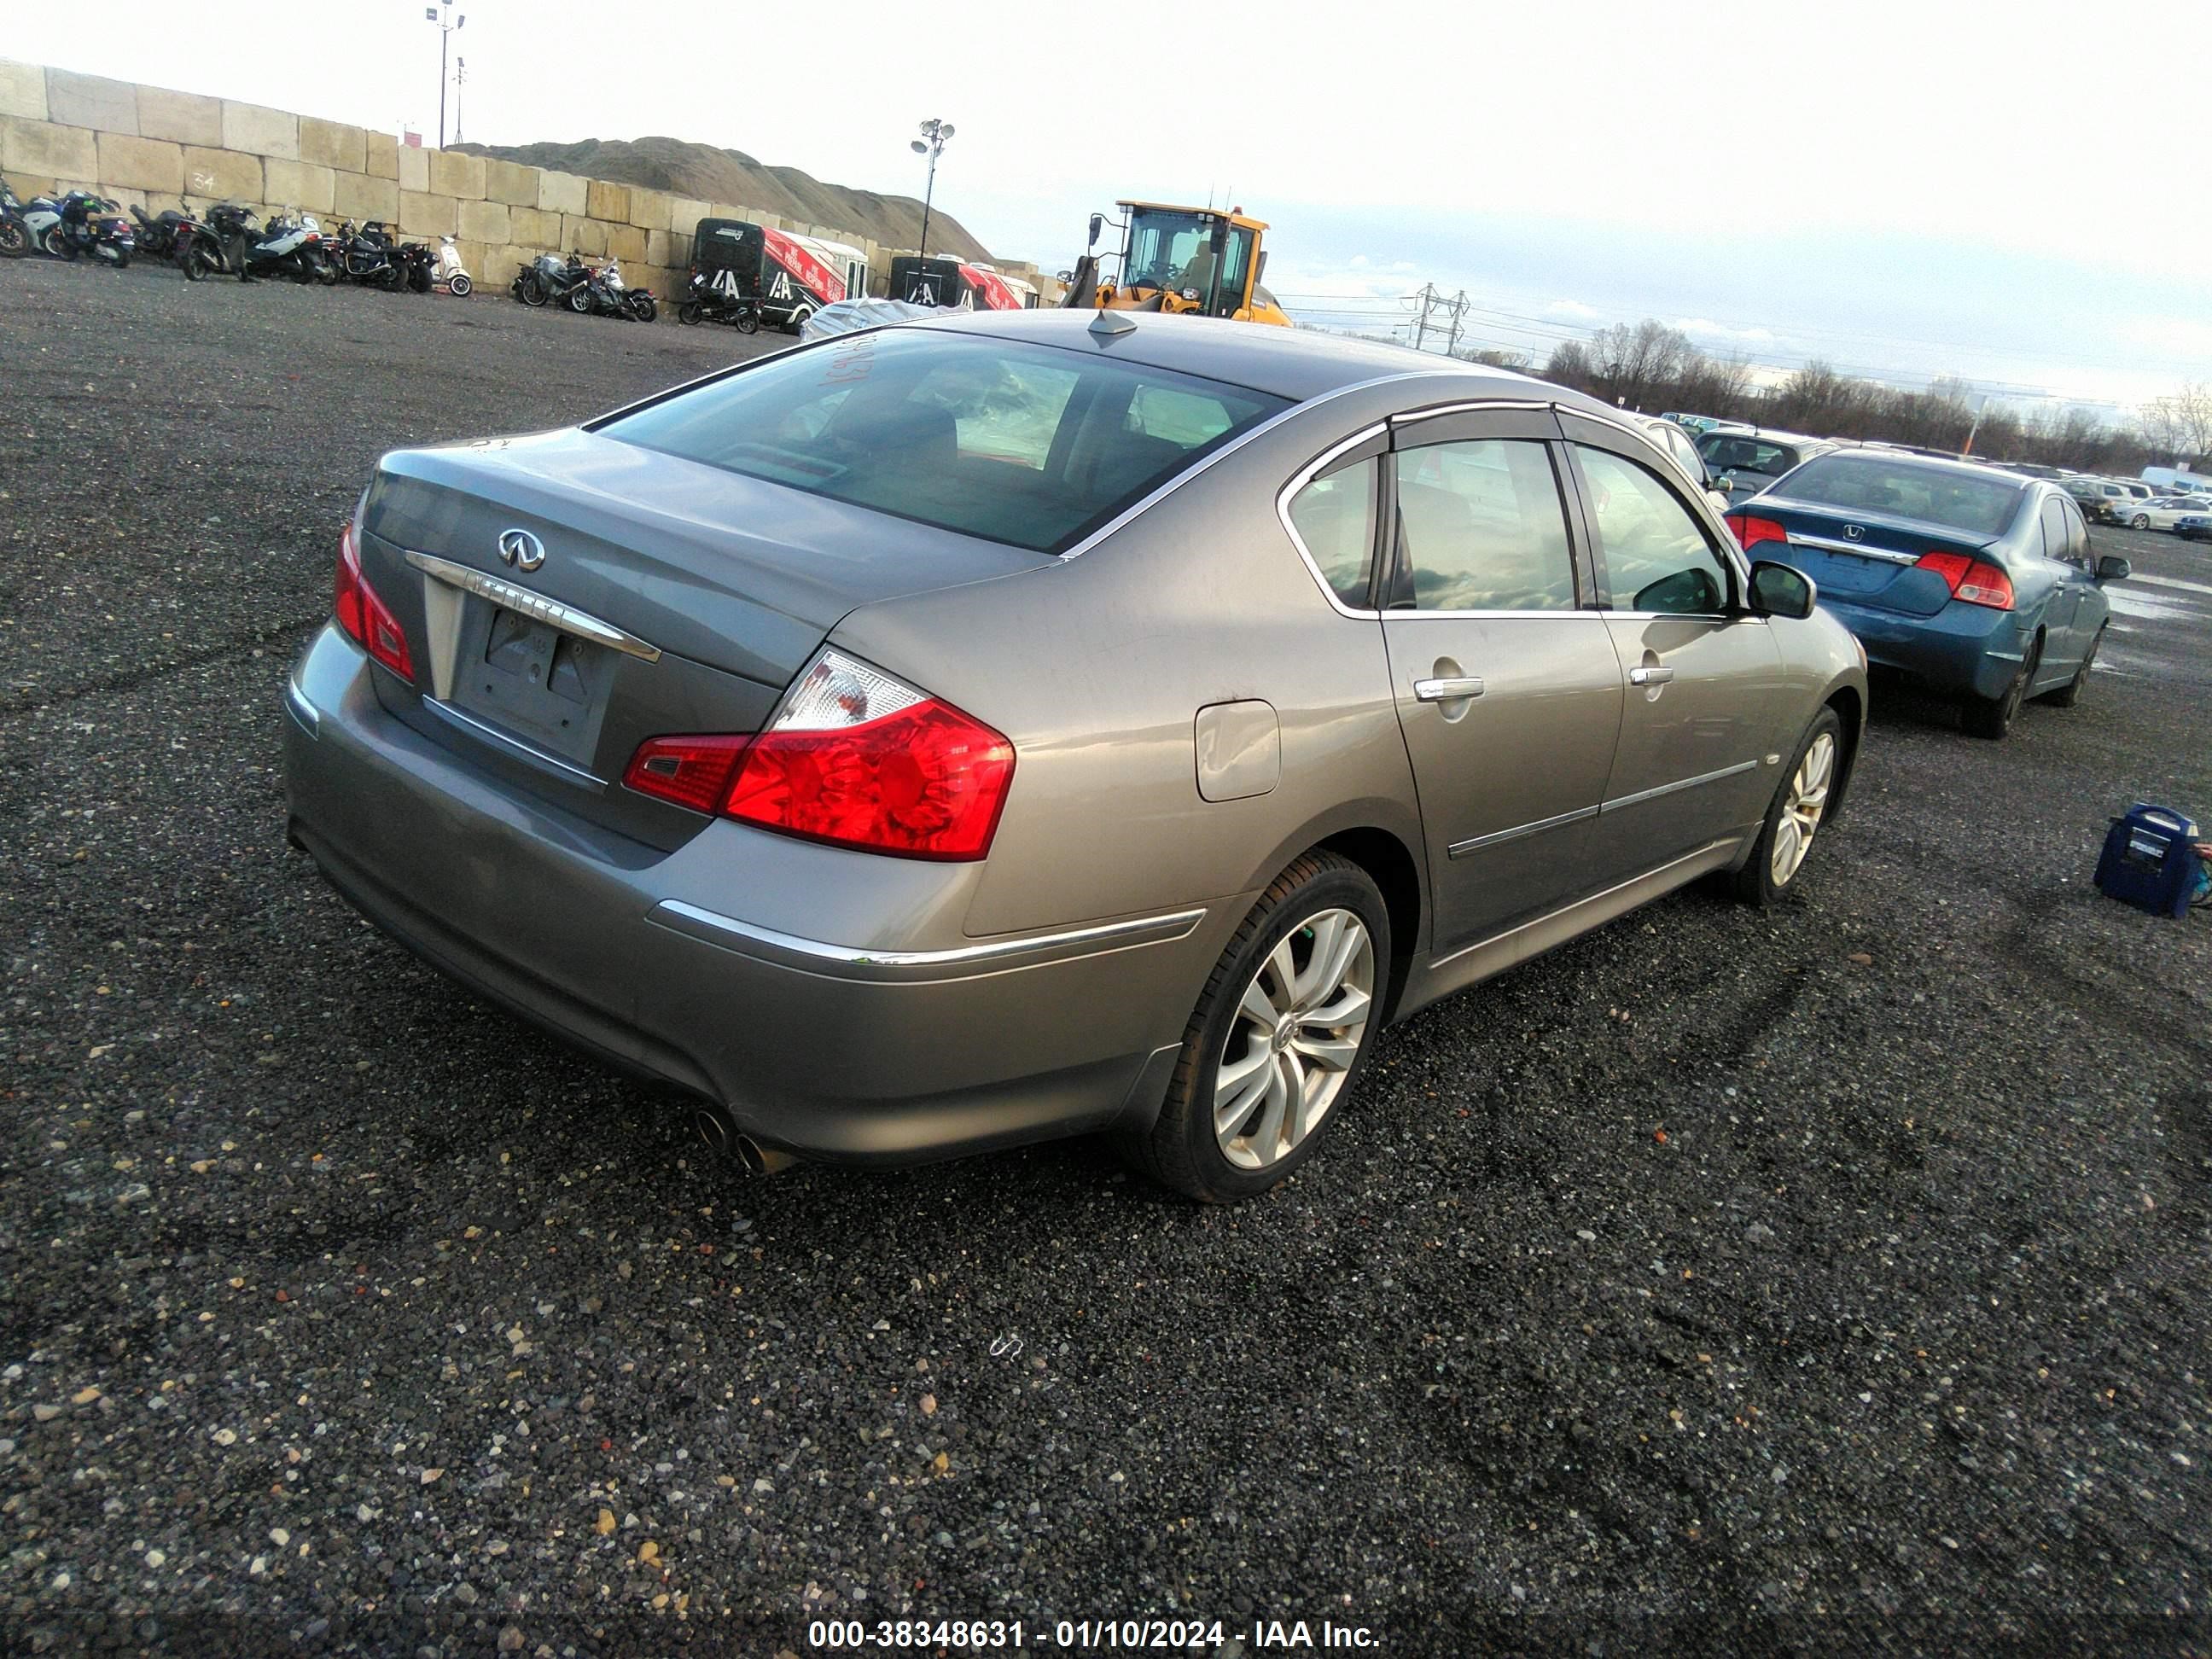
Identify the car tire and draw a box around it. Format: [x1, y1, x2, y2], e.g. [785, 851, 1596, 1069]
[1132, 852, 1390, 1202]
[2131, 513, 2150, 530]
[2043, 625, 2103, 708]
[1961, 632, 2041, 740]
[1732, 707, 1843, 907]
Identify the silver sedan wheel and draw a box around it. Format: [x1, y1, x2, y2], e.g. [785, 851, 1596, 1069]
[1769, 731, 1837, 887]
[1214, 909, 1376, 1171]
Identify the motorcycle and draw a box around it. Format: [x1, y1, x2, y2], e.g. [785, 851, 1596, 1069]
[434, 235, 473, 297]
[396, 240, 436, 294]
[332, 220, 403, 289]
[512, 250, 591, 309]
[207, 205, 326, 282]
[30, 190, 135, 265]
[0, 183, 29, 259]
[675, 269, 760, 333]
[128, 202, 197, 261]
[566, 257, 655, 322]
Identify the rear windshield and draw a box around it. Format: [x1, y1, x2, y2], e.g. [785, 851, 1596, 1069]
[1698, 433, 1799, 474]
[597, 329, 1286, 555]
[1769, 453, 2025, 538]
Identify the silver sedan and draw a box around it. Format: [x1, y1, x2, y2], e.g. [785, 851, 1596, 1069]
[283, 310, 1866, 1199]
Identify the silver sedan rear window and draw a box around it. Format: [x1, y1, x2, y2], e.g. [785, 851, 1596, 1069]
[599, 329, 1286, 555]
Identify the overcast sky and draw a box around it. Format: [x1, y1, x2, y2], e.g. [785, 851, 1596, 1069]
[19, 1, 2208, 410]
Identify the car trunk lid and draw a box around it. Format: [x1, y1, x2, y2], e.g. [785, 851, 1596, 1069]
[356, 428, 1047, 844]
[1735, 497, 2000, 618]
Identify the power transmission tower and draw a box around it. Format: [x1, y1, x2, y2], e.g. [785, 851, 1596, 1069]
[1408, 283, 1437, 353]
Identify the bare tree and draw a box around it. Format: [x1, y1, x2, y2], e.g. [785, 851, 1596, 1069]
[1587, 320, 1693, 411]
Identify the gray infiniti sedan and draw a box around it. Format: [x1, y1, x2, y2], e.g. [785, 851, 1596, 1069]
[282, 310, 1867, 1201]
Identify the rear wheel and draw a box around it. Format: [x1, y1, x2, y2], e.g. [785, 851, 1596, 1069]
[566, 284, 592, 314]
[2130, 513, 2150, 530]
[1132, 852, 1388, 1202]
[732, 305, 760, 335]
[2044, 624, 2103, 708]
[183, 244, 218, 282]
[678, 300, 704, 325]
[1732, 707, 1842, 906]
[630, 294, 656, 323]
[447, 271, 471, 297]
[1962, 632, 2041, 740]
[44, 227, 74, 259]
[518, 272, 547, 307]
[0, 218, 26, 257]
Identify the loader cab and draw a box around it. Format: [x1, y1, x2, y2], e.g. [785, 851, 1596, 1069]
[1100, 202, 1288, 326]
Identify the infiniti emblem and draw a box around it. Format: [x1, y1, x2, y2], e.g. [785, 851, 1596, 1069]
[1843, 523, 1865, 542]
[498, 528, 545, 572]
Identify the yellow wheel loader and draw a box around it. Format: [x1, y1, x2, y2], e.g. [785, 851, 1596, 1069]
[1061, 202, 1292, 327]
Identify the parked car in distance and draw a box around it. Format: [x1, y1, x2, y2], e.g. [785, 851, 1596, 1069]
[1698, 428, 1842, 501]
[1660, 410, 1752, 435]
[282, 310, 1868, 1200]
[2172, 508, 2212, 542]
[2064, 476, 2134, 523]
[2117, 495, 2211, 533]
[1728, 450, 2127, 738]
[1635, 414, 1731, 510]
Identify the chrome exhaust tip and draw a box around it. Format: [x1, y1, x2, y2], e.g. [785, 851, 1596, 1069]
[692, 1105, 735, 1156]
[692, 1106, 798, 1173]
[736, 1135, 800, 1175]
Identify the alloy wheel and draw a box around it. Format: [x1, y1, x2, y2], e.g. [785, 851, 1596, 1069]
[1768, 731, 1836, 887]
[1213, 909, 1375, 1171]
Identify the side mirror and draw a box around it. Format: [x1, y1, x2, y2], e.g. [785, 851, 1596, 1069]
[2095, 553, 2131, 582]
[1748, 559, 1817, 620]
[1706, 488, 1732, 515]
[1086, 212, 1103, 251]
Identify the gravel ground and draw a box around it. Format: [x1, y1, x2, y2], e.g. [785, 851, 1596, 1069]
[3, 254, 2209, 1657]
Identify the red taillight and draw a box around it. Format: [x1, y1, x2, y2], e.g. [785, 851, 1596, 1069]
[622, 734, 751, 813]
[1725, 513, 1788, 552]
[1914, 550, 2014, 610]
[335, 518, 415, 680]
[624, 651, 1015, 860]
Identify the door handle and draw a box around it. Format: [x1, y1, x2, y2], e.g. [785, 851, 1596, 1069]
[1628, 666, 1676, 686]
[1413, 675, 1485, 702]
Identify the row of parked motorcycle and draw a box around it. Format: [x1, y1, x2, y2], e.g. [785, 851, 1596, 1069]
[1, 184, 474, 293]
[507, 252, 659, 323]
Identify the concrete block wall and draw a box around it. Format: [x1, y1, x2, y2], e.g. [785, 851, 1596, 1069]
[0, 56, 1003, 319]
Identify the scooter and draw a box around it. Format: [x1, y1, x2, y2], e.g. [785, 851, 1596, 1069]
[434, 235, 473, 297]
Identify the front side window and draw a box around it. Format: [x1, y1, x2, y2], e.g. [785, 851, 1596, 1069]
[597, 329, 1284, 555]
[1389, 439, 1577, 612]
[1575, 445, 1731, 614]
[1286, 458, 1377, 608]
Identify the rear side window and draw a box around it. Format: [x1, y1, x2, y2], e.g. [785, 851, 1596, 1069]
[1286, 459, 1378, 608]
[597, 329, 1286, 555]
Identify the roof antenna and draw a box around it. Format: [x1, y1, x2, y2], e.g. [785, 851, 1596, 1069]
[1089, 309, 1136, 337]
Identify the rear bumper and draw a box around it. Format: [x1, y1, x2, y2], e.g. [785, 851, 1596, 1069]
[1816, 595, 2027, 701]
[281, 624, 1224, 1164]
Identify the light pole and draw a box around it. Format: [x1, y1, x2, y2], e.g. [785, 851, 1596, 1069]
[451, 57, 466, 144]
[910, 119, 953, 259]
[424, 1, 465, 148]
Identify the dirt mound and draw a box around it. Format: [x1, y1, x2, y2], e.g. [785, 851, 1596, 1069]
[451, 135, 992, 260]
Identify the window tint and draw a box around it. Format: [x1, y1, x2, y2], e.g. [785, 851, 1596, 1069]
[2064, 499, 2091, 561]
[1287, 458, 1378, 608]
[597, 329, 1286, 555]
[1390, 439, 1576, 612]
[1698, 434, 1795, 474]
[1575, 445, 1731, 614]
[2039, 498, 2069, 560]
[1769, 453, 2025, 538]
